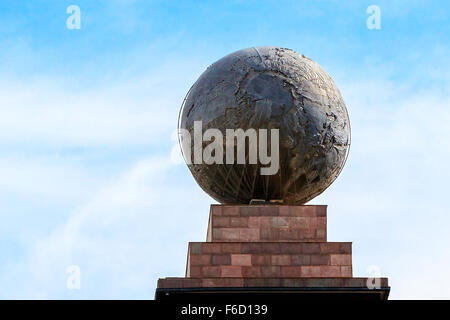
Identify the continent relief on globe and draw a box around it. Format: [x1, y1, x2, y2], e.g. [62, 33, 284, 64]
[179, 46, 350, 205]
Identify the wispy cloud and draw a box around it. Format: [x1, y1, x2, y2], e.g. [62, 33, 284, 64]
[0, 155, 212, 299]
[0, 75, 184, 148]
[312, 75, 450, 299]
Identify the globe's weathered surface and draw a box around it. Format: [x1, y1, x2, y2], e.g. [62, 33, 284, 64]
[179, 47, 350, 204]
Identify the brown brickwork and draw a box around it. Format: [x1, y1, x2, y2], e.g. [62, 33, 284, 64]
[207, 205, 327, 242]
[186, 242, 352, 278]
[158, 205, 387, 291]
[158, 277, 389, 289]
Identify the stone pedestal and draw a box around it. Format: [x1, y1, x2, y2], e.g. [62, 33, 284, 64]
[156, 205, 389, 300]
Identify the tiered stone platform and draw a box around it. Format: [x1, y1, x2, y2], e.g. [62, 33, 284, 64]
[156, 205, 390, 300]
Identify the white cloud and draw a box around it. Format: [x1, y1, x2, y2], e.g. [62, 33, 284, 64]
[0, 155, 212, 299]
[311, 76, 450, 299]
[0, 58, 203, 148]
[0, 158, 101, 202]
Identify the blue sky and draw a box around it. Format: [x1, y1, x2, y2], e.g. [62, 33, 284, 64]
[0, 0, 449, 299]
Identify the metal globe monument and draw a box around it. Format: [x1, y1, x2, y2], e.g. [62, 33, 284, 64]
[178, 46, 351, 204]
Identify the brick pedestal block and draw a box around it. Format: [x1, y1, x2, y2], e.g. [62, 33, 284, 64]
[186, 242, 352, 278]
[207, 205, 327, 242]
[156, 205, 390, 300]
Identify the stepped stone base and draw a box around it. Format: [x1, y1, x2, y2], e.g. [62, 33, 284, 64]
[156, 205, 389, 300]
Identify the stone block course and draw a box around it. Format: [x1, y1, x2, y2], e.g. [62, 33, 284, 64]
[207, 205, 328, 242]
[159, 205, 382, 291]
[157, 277, 389, 289]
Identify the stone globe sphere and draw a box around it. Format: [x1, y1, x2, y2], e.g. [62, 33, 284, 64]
[178, 46, 350, 204]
